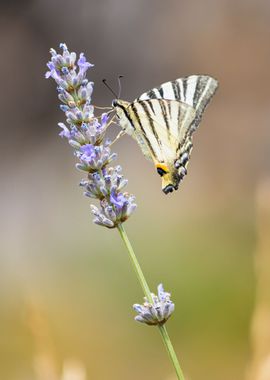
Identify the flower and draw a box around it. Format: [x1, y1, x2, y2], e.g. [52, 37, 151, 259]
[46, 43, 136, 228]
[133, 284, 175, 325]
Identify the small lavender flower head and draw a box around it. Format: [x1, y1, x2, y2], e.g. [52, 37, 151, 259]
[46, 44, 136, 228]
[133, 284, 175, 326]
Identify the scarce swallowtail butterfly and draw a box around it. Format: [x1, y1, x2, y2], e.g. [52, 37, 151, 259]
[112, 75, 218, 194]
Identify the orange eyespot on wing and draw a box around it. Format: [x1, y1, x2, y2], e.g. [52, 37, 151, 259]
[156, 163, 169, 177]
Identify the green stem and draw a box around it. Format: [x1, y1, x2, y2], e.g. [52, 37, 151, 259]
[117, 223, 185, 380]
[117, 223, 152, 303]
[158, 324, 185, 380]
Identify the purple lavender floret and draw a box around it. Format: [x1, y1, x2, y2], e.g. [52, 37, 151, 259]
[133, 284, 175, 325]
[76, 143, 117, 173]
[46, 43, 136, 228]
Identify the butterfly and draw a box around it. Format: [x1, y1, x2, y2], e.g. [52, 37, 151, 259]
[112, 75, 218, 194]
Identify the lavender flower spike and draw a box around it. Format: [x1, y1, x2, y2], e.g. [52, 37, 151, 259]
[46, 43, 136, 228]
[133, 284, 175, 326]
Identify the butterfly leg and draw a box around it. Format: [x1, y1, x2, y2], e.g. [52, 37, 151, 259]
[110, 129, 126, 146]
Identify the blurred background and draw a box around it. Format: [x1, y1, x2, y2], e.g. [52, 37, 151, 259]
[1, 0, 270, 379]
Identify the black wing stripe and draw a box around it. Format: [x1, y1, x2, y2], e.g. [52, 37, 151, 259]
[159, 86, 164, 98]
[177, 104, 182, 132]
[148, 99, 155, 114]
[116, 103, 136, 130]
[182, 77, 188, 103]
[159, 100, 171, 138]
[167, 101, 172, 119]
[147, 88, 161, 99]
[192, 76, 203, 108]
[172, 81, 180, 99]
[147, 89, 157, 99]
[139, 101, 162, 148]
[130, 103, 157, 158]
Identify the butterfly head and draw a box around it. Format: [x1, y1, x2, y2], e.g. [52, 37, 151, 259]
[112, 99, 129, 113]
[112, 99, 133, 135]
[156, 162, 186, 195]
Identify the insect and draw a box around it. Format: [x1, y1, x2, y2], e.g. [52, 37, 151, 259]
[112, 75, 218, 194]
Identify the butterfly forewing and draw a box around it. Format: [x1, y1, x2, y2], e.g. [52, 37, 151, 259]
[138, 75, 218, 130]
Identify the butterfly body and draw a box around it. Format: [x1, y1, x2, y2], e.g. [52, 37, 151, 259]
[113, 75, 218, 194]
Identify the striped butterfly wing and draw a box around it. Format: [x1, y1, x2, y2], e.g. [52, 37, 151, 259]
[128, 98, 196, 165]
[138, 75, 218, 132]
[113, 75, 217, 192]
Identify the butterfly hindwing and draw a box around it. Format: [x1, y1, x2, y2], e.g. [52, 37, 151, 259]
[128, 99, 196, 164]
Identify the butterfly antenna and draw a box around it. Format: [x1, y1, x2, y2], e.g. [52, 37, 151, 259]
[102, 79, 118, 98]
[117, 75, 123, 99]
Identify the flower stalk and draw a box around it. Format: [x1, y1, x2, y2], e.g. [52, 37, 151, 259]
[46, 43, 185, 380]
[117, 223, 152, 303]
[117, 223, 185, 380]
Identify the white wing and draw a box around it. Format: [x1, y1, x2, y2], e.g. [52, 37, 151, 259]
[138, 75, 218, 130]
[129, 99, 196, 164]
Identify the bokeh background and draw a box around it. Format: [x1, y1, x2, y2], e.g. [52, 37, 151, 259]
[1, 1, 270, 379]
